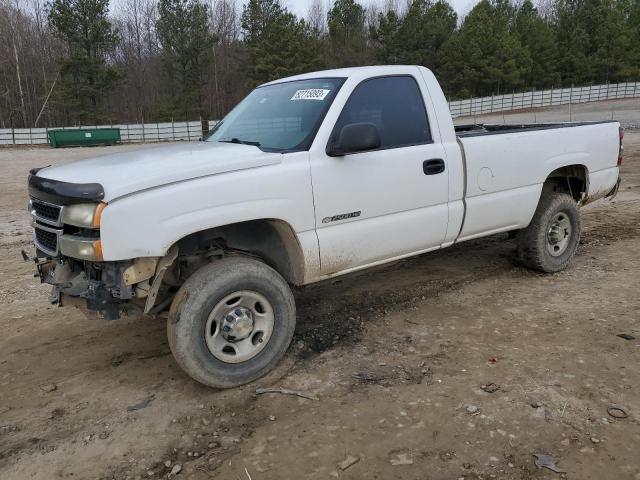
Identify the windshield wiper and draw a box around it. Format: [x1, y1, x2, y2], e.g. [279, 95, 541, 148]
[219, 137, 261, 147]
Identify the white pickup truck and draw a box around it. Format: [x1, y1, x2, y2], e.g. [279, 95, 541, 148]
[27, 66, 623, 388]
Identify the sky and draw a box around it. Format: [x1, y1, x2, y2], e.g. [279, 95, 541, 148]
[109, 0, 480, 20]
[281, 0, 480, 18]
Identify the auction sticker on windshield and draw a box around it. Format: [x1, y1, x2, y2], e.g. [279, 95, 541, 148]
[291, 89, 331, 101]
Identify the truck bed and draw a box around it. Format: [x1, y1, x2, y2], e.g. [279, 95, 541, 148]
[453, 120, 621, 242]
[455, 120, 617, 137]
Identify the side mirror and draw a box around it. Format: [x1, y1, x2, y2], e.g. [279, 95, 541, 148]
[327, 122, 381, 156]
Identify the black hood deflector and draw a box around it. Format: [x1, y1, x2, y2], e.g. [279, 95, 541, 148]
[29, 170, 105, 205]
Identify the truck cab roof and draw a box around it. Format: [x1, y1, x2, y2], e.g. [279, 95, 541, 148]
[262, 65, 431, 87]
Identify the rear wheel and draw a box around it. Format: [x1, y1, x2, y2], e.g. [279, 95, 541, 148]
[167, 256, 296, 388]
[517, 187, 581, 273]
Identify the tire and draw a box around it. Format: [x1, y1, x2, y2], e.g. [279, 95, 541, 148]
[517, 186, 581, 273]
[167, 256, 296, 388]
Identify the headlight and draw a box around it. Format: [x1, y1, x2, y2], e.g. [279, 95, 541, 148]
[61, 202, 106, 228]
[59, 236, 103, 261]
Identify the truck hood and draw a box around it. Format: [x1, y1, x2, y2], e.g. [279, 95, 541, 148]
[36, 142, 283, 201]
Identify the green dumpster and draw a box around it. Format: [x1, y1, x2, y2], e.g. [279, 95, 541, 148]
[48, 128, 121, 148]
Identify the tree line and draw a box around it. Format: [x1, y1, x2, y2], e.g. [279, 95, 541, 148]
[1, 0, 639, 128]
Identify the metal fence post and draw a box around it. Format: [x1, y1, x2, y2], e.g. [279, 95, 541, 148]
[569, 85, 573, 121]
[472, 94, 477, 124]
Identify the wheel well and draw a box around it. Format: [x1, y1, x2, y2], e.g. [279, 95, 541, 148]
[174, 219, 305, 286]
[545, 165, 588, 202]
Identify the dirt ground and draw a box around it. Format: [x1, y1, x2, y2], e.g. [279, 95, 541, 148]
[1, 122, 639, 480]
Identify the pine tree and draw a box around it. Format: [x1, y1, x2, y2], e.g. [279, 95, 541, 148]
[371, 0, 456, 70]
[327, 0, 368, 67]
[424, 0, 458, 70]
[439, 0, 530, 98]
[156, 0, 215, 119]
[626, 0, 640, 78]
[48, 0, 122, 124]
[371, 8, 402, 63]
[556, 0, 633, 85]
[241, 0, 322, 87]
[586, 0, 632, 83]
[513, 0, 560, 88]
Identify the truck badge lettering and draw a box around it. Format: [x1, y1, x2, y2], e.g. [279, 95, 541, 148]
[322, 211, 361, 223]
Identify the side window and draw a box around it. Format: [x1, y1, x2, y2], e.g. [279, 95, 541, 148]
[332, 76, 432, 150]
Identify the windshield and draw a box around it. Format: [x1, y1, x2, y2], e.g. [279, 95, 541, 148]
[207, 78, 345, 152]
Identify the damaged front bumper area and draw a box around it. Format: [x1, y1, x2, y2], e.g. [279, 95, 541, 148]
[32, 256, 143, 321]
[26, 173, 177, 320]
[28, 250, 178, 321]
[25, 246, 179, 321]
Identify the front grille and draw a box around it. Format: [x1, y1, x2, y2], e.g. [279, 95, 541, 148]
[34, 226, 58, 255]
[30, 199, 62, 225]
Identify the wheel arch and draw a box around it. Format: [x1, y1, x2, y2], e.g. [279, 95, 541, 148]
[544, 164, 589, 203]
[174, 218, 306, 286]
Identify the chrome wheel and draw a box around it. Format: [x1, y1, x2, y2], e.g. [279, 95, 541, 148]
[546, 211, 572, 257]
[205, 291, 274, 364]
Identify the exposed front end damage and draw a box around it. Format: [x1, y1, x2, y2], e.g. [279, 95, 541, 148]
[26, 172, 178, 320]
[36, 257, 137, 320]
[27, 248, 180, 320]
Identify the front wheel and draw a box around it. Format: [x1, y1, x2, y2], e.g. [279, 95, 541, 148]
[517, 188, 581, 273]
[167, 256, 296, 388]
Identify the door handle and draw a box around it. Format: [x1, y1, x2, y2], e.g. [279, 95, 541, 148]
[423, 158, 445, 175]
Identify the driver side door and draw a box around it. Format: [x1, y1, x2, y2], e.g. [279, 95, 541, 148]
[310, 75, 450, 275]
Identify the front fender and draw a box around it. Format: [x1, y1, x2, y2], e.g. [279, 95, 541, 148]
[99, 155, 316, 261]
